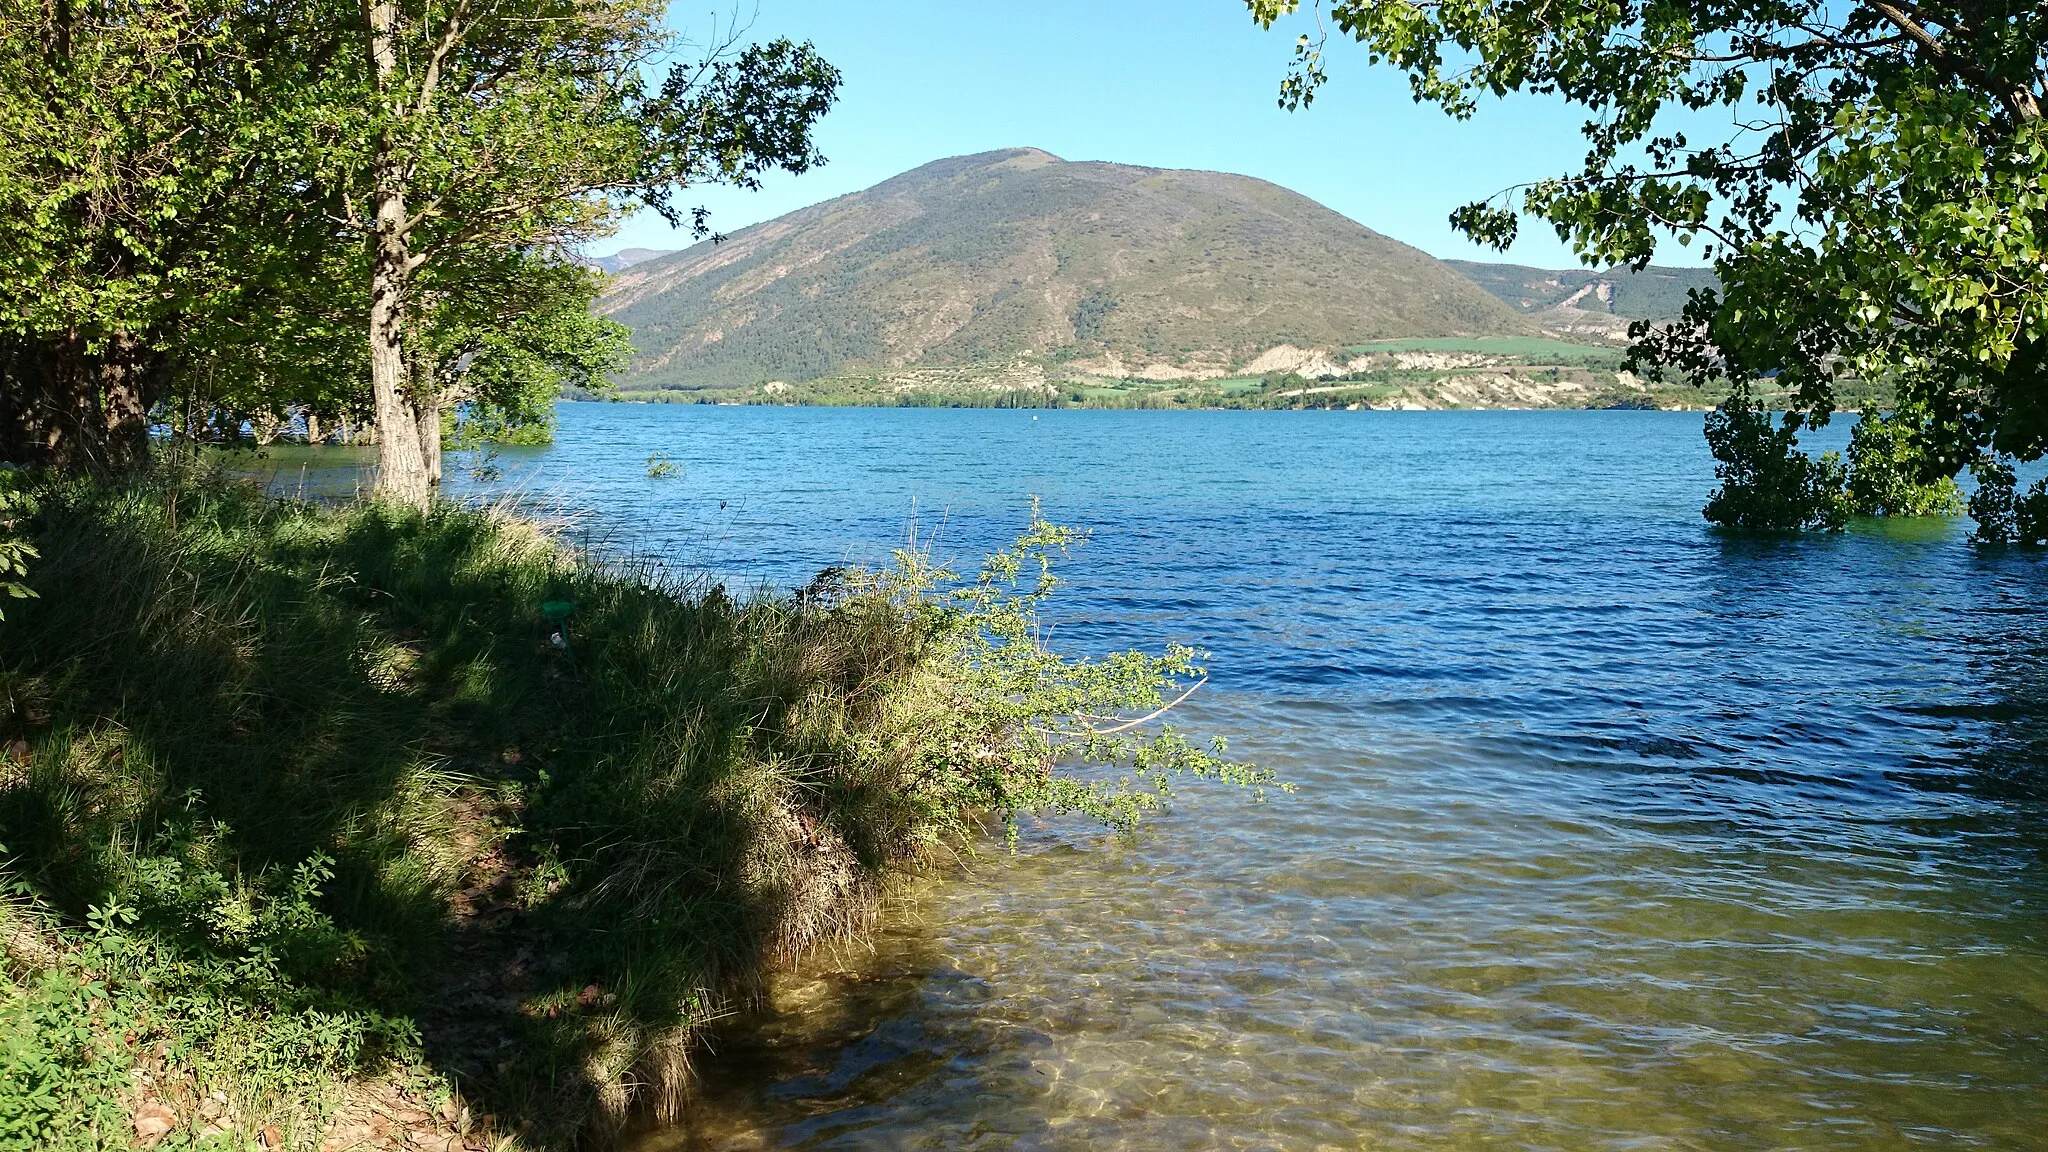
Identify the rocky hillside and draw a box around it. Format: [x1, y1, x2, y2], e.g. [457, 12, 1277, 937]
[601, 149, 1536, 390]
[1445, 261, 1719, 342]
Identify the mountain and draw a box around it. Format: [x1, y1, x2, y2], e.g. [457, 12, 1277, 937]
[1446, 260, 1719, 342]
[586, 247, 677, 274]
[599, 148, 1536, 390]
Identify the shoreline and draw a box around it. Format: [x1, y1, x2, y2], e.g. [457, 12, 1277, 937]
[0, 466, 1262, 1150]
[0, 476, 964, 1148]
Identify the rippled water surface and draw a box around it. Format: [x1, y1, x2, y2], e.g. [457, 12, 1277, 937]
[320, 406, 2048, 1148]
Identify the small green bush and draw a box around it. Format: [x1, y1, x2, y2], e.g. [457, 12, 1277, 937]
[1702, 386, 1850, 532]
[1, 853, 416, 1152]
[1845, 412, 1964, 517]
[0, 476, 33, 620]
[1968, 457, 2048, 544]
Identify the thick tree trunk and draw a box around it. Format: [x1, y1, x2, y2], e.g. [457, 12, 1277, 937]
[364, 0, 436, 510]
[0, 331, 162, 471]
[368, 223, 433, 509]
[403, 336, 446, 486]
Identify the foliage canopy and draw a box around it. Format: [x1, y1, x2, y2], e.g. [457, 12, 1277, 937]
[1250, 0, 2048, 528]
[0, 0, 838, 492]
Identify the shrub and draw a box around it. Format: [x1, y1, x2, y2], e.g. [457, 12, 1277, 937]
[1845, 412, 1964, 517]
[0, 852, 418, 1152]
[1702, 385, 1850, 532]
[0, 476, 33, 620]
[1968, 457, 2048, 544]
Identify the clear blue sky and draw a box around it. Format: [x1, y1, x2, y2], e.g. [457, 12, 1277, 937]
[603, 0, 1709, 269]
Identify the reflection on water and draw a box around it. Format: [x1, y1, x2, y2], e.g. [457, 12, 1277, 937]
[264, 407, 2048, 1149]
[214, 442, 380, 499]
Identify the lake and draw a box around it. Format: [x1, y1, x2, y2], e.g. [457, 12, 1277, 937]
[274, 404, 2048, 1149]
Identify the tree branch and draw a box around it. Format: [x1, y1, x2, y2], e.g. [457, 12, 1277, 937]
[413, 0, 474, 121]
[1864, 0, 2041, 120]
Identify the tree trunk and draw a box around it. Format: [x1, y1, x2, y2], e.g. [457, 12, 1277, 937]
[405, 336, 444, 487]
[416, 389, 442, 486]
[0, 330, 162, 471]
[367, 228, 432, 508]
[364, 0, 435, 510]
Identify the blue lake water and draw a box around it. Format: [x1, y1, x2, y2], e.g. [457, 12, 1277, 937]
[274, 404, 2048, 1148]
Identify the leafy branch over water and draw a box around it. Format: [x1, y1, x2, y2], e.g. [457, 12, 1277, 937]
[867, 502, 1280, 844]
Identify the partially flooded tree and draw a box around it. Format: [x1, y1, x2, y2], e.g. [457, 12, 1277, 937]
[418, 254, 633, 449]
[1249, 0, 2048, 530]
[343, 1, 838, 506]
[0, 0, 834, 495]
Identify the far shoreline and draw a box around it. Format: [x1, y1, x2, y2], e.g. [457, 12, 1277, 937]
[564, 397, 1734, 414]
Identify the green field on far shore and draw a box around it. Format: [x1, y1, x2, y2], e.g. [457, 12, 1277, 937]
[1344, 336, 1624, 360]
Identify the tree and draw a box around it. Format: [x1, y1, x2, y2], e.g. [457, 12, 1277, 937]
[0, 0, 344, 470]
[1249, 0, 2048, 526]
[1701, 385, 1849, 531]
[1967, 457, 2048, 542]
[1, 0, 836, 497]
[1845, 410, 1966, 516]
[421, 254, 633, 448]
[341, 0, 838, 506]
[167, 244, 627, 452]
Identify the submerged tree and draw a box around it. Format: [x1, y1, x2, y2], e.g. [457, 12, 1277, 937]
[1845, 411, 1966, 517]
[1967, 457, 2048, 543]
[1248, 0, 2048, 529]
[1701, 387, 1849, 532]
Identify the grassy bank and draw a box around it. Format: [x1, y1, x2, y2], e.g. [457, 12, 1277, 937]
[0, 466, 1265, 1150]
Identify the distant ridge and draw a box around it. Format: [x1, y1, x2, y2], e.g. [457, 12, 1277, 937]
[586, 247, 677, 274]
[1446, 260, 1719, 342]
[600, 148, 1537, 389]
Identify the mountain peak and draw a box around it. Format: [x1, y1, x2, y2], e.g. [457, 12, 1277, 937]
[602, 153, 1534, 390]
[984, 146, 1062, 168]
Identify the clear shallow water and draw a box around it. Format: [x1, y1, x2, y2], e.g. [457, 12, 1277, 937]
[280, 406, 2048, 1148]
